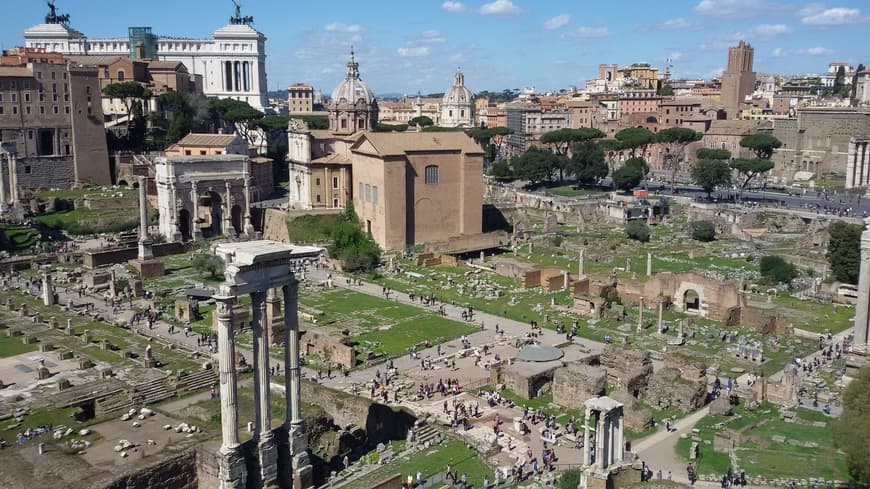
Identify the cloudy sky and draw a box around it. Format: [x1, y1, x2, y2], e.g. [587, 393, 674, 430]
[3, 0, 868, 95]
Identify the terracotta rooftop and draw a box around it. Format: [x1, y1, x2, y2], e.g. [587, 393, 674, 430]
[353, 131, 484, 156]
[176, 133, 241, 147]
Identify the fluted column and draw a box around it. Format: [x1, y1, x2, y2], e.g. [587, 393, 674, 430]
[657, 298, 665, 334]
[215, 295, 246, 489]
[137, 176, 154, 260]
[283, 280, 302, 427]
[636, 296, 644, 334]
[583, 408, 591, 466]
[251, 291, 278, 485]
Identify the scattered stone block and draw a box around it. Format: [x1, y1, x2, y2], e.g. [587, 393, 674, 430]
[57, 379, 72, 391]
[57, 350, 74, 360]
[78, 358, 93, 369]
[39, 343, 54, 352]
[22, 334, 37, 344]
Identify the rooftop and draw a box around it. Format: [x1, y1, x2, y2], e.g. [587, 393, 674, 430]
[353, 131, 484, 156]
[214, 240, 323, 267]
[175, 133, 241, 147]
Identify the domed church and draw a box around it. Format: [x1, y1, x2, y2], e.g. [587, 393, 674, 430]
[328, 49, 379, 135]
[440, 68, 475, 128]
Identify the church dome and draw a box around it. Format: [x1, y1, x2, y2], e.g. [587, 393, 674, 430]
[331, 49, 375, 105]
[442, 68, 473, 105]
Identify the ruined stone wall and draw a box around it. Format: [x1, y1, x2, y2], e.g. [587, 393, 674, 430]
[615, 272, 741, 321]
[82, 242, 183, 269]
[552, 363, 606, 409]
[16, 156, 76, 191]
[521, 267, 564, 289]
[304, 329, 356, 368]
[97, 449, 198, 489]
[645, 355, 708, 412]
[599, 345, 652, 397]
[723, 306, 793, 336]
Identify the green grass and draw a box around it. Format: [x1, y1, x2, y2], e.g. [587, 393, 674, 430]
[0, 226, 39, 251]
[32, 208, 138, 235]
[0, 333, 39, 358]
[344, 440, 492, 489]
[545, 185, 605, 198]
[353, 316, 477, 357]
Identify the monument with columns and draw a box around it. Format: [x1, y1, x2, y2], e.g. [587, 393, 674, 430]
[130, 176, 165, 278]
[212, 240, 318, 489]
[580, 396, 640, 489]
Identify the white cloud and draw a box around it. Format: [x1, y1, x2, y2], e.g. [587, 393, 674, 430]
[562, 26, 610, 39]
[693, 0, 773, 19]
[441, 1, 468, 13]
[796, 46, 834, 56]
[543, 14, 571, 30]
[480, 0, 523, 16]
[741, 23, 792, 38]
[324, 22, 363, 33]
[637, 17, 698, 31]
[397, 46, 430, 57]
[771, 47, 785, 57]
[449, 53, 465, 63]
[418, 30, 447, 43]
[799, 4, 868, 25]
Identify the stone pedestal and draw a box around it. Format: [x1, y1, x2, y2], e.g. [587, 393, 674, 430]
[129, 258, 165, 279]
[219, 446, 247, 489]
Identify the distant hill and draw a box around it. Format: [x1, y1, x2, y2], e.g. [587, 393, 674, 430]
[267, 89, 288, 100]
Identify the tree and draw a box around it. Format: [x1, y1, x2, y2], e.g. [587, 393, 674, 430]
[656, 127, 702, 189]
[730, 158, 775, 200]
[691, 220, 716, 242]
[739, 134, 782, 160]
[377, 122, 409, 132]
[659, 84, 674, 96]
[833, 65, 847, 97]
[329, 202, 381, 272]
[759, 255, 798, 285]
[625, 220, 650, 243]
[208, 98, 264, 144]
[692, 159, 732, 198]
[834, 365, 870, 484]
[827, 221, 862, 284]
[612, 164, 643, 192]
[103, 81, 152, 125]
[568, 140, 608, 185]
[615, 127, 655, 159]
[295, 115, 328, 130]
[409, 115, 434, 127]
[696, 148, 732, 161]
[512, 147, 561, 186]
[539, 128, 605, 181]
[488, 159, 513, 180]
[192, 254, 225, 280]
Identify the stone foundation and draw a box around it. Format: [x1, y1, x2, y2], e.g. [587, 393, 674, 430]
[130, 258, 166, 279]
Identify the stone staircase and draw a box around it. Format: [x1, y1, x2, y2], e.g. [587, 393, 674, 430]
[413, 422, 442, 447]
[177, 369, 218, 394]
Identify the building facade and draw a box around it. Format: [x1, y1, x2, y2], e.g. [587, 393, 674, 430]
[845, 136, 870, 189]
[288, 84, 313, 113]
[23, 4, 268, 110]
[351, 132, 483, 250]
[327, 50, 378, 135]
[720, 41, 756, 119]
[0, 60, 110, 196]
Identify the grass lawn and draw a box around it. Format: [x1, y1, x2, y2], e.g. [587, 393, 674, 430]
[0, 226, 39, 251]
[0, 334, 39, 358]
[545, 185, 606, 198]
[343, 439, 492, 489]
[674, 403, 848, 480]
[353, 315, 477, 357]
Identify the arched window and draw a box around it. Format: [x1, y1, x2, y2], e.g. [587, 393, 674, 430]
[117, 70, 125, 81]
[425, 165, 439, 185]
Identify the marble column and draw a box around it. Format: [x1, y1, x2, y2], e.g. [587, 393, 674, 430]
[169, 182, 182, 243]
[647, 252, 652, 276]
[191, 181, 203, 242]
[596, 412, 605, 468]
[215, 295, 246, 489]
[657, 298, 664, 334]
[579, 249, 585, 276]
[636, 296, 644, 333]
[854, 217, 870, 347]
[283, 280, 313, 488]
[243, 160, 255, 237]
[224, 181, 235, 237]
[8, 153, 18, 205]
[615, 410, 624, 463]
[251, 291, 278, 486]
[41, 269, 54, 306]
[582, 408, 591, 466]
[0, 154, 7, 213]
[137, 176, 154, 260]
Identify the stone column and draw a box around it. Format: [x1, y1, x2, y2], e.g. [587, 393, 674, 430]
[224, 181, 235, 237]
[0, 154, 7, 213]
[283, 279, 313, 489]
[169, 181, 183, 243]
[244, 178, 255, 237]
[41, 269, 54, 306]
[854, 217, 870, 347]
[251, 291, 278, 486]
[191, 181, 203, 242]
[616, 410, 624, 463]
[9, 153, 18, 205]
[647, 252, 652, 276]
[578, 249, 585, 276]
[583, 408, 591, 466]
[636, 296, 644, 333]
[657, 298, 664, 334]
[137, 176, 154, 260]
[215, 295, 246, 489]
[596, 411, 606, 468]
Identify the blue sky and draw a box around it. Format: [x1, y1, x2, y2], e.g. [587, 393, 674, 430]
[2, 0, 868, 95]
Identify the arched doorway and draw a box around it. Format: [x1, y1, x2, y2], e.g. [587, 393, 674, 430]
[179, 208, 191, 241]
[198, 191, 222, 237]
[231, 204, 243, 235]
[684, 290, 700, 313]
[118, 180, 129, 187]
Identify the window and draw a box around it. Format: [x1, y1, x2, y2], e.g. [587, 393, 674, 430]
[424, 165, 439, 185]
[24, 166, 31, 174]
[200, 150, 206, 155]
[0, 107, 3, 115]
[184, 150, 192, 156]
[25, 106, 31, 115]
[86, 86, 91, 95]
[316, 195, 321, 203]
[104, 69, 110, 78]
[0, 93, 3, 102]
[12, 107, 17, 115]
[65, 106, 70, 114]
[10, 81, 16, 89]
[359, 182, 363, 198]
[332, 176, 339, 189]
[315, 178, 321, 186]
[53, 106, 58, 114]
[23, 80, 30, 89]
[117, 71, 125, 81]
[11, 93, 17, 102]
[372, 186, 378, 206]
[51, 71, 56, 80]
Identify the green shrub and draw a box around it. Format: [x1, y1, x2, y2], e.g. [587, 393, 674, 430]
[625, 220, 650, 243]
[690, 220, 716, 242]
[192, 254, 225, 280]
[759, 255, 798, 285]
[560, 469, 582, 489]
